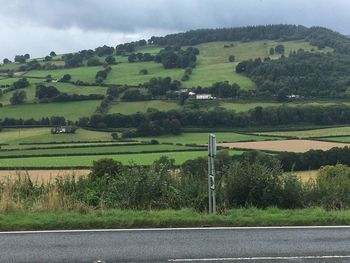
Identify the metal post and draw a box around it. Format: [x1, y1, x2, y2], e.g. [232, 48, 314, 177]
[208, 134, 216, 214]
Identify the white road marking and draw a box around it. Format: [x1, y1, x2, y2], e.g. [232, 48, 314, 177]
[168, 255, 350, 262]
[1, 225, 350, 234]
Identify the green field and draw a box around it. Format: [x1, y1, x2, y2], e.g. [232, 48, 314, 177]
[182, 40, 333, 89]
[0, 144, 200, 157]
[220, 100, 350, 112]
[53, 83, 107, 95]
[105, 62, 184, 85]
[23, 66, 103, 83]
[0, 100, 101, 121]
[0, 128, 113, 147]
[135, 132, 282, 144]
[257, 126, 350, 138]
[0, 149, 242, 167]
[315, 136, 350, 143]
[108, 100, 181, 114]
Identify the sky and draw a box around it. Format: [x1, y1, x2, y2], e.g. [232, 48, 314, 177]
[1, 0, 350, 60]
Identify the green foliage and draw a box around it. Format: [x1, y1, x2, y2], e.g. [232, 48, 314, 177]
[10, 90, 26, 105]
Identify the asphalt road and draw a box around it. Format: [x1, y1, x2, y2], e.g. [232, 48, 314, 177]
[1, 227, 350, 262]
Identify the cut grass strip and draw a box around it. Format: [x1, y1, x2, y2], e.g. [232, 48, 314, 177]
[1, 207, 350, 231]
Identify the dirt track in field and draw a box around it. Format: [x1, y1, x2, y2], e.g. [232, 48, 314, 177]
[0, 169, 90, 183]
[219, 139, 350, 153]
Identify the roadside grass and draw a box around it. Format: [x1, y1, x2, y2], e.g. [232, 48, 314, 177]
[108, 100, 181, 114]
[1, 207, 350, 231]
[23, 66, 103, 83]
[0, 149, 242, 167]
[0, 144, 201, 157]
[105, 62, 184, 85]
[256, 126, 350, 138]
[0, 128, 113, 147]
[0, 100, 101, 121]
[135, 132, 282, 144]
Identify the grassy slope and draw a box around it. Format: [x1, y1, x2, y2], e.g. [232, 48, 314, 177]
[108, 100, 181, 114]
[23, 66, 103, 83]
[184, 40, 332, 89]
[105, 62, 184, 85]
[1, 207, 350, 230]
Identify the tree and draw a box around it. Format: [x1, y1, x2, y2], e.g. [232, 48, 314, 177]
[24, 54, 30, 59]
[14, 55, 26, 63]
[50, 51, 57, 57]
[105, 56, 116, 65]
[228, 55, 235, 62]
[87, 57, 102, 66]
[10, 90, 26, 105]
[60, 74, 71, 82]
[3, 58, 10, 64]
[128, 53, 137, 63]
[139, 69, 148, 75]
[90, 158, 124, 182]
[44, 56, 52, 62]
[269, 47, 275, 55]
[13, 78, 30, 89]
[35, 85, 60, 99]
[275, 44, 285, 54]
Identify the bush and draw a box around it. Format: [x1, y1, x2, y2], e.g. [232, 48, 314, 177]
[111, 132, 119, 140]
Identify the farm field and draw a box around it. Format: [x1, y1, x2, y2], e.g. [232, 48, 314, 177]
[0, 149, 243, 168]
[0, 100, 101, 121]
[0, 144, 201, 157]
[0, 169, 90, 183]
[105, 62, 184, 85]
[317, 136, 350, 143]
[293, 170, 318, 182]
[23, 66, 103, 83]
[220, 101, 350, 112]
[108, 100, 181, 114]
[135, 132, 282, 144]
[219, 139, 350, 153]
[256, 126, 350, 138]
[53, 83, 107, 95]
[0, 128, 113, 147]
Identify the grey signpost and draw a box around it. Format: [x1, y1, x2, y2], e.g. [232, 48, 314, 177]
[208, 134, 216, 214]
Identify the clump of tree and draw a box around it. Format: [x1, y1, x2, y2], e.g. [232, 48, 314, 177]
[95, 66, 112, 83]
[142, 77, 181, 97]
[10, 90, 26, 105]
[228, 55, 235, 62]
[105, 56, 116, 65]
[35, 85, 60, 100]
[236, 50, 350, 97]
[154, 46, 199, 69]
[193, 81, 240, 98]
[95, 45, 114, 57]
[14, 54, 30, 64]
[59, 74, 72, 83]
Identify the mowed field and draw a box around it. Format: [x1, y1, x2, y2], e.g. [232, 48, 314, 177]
[220, 139, 350, 153]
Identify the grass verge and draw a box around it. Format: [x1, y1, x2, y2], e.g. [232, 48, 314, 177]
[1, 207, 350, 231]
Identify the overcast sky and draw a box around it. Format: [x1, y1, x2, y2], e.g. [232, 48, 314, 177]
[1, 0, 350, 60]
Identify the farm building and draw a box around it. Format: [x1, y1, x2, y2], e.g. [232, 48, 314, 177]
[51, 126, 77, 134]
[196, 94, 216, 100]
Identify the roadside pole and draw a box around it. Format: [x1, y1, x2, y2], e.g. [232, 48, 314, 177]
[208, 134, 216, 214]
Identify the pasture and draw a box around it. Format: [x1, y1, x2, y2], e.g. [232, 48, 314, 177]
[0, 100, 101, 121]
[0, 128, 113, 147]
[105, 62, 184, 85]
[0, 149, 243, 167]
[23, 66, 103, 83]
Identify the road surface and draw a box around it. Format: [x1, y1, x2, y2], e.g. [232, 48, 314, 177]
[1, 226, 350, 262]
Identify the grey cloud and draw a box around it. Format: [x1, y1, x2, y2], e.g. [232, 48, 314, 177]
[2, 0, 350, 33]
